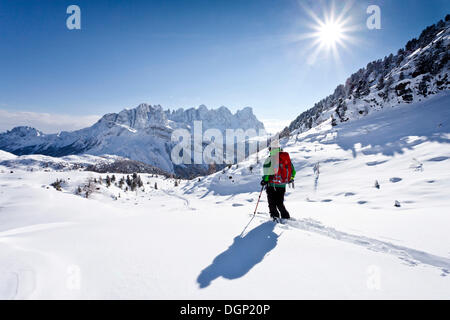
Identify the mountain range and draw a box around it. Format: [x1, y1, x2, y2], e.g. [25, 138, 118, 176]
[0, 104, 265, 176]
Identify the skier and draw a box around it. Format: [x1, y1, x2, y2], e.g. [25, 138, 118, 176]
[260, 140, 296, 221]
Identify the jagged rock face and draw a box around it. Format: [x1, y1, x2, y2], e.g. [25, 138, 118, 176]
[0, 105, 265, 177]
[99, 104, 170, 130]
[166, 105, 264, 132]
[285, 17, 450, 136]
[0, 127, 44, 150]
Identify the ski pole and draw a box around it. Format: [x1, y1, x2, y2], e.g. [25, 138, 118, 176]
[240, 185, 265, 238]
[253, 185, 265, 216]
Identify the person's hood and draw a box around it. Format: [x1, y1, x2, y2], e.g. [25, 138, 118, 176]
[270, 139, 280, 149]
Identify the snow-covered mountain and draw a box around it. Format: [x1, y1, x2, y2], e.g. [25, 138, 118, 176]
[0, 104, 265, 176]
[282, 16, 450, 137]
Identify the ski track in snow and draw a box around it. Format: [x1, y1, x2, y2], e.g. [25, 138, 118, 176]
[0, 222, 75, 238]
[255, 213, 450, 275]
[161, 189, 196, 211]
[0, 233, 70, 299]
[0, 269, 36, 300]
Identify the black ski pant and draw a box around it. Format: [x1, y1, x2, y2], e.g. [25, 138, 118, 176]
[266, 186, 290, 219]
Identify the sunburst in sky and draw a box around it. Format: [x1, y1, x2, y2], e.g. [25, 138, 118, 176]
[299, 1, 358, 65]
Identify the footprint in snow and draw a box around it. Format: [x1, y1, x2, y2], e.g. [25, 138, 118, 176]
[366, 160, 388, 167]
[357, 201, 368, 205]
[427, 156, 449, 162]
[232, 203, 244, 207]
[344, 192, 356, 197]
[389, 177, 402, 183]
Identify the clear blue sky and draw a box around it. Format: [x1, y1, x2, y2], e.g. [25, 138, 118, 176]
[0, 0, 449, 128]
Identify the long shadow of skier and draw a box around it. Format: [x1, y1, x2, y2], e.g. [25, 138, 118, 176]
[197, 221, 278, 288]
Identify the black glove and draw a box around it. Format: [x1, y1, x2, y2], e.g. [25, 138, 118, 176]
[260, 179, 268, 186]
[288, 178, 295, 189]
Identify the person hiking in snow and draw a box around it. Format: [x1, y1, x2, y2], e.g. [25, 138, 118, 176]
[260, 140, 296, 221]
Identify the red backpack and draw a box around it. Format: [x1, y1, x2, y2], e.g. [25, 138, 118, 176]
[269, 151, 293, 185]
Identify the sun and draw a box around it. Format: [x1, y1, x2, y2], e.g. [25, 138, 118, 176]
[318, 21, 344, 47]
[296, 2, 358, 65]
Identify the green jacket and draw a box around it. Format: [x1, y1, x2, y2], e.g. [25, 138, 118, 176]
[262, 148, 296, 188]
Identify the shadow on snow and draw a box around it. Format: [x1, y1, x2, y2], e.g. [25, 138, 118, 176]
[197, 221, 278, 288]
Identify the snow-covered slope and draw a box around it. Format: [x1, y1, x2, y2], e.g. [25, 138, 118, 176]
[194, 92, 450, 208]
[283, 18, 450, 136]
[0, 104, 265, 176]
[0, 153, 124, 172]
[1, 93, 449, 299]
[0, 152, 171, 176]
[0, 150, 16, 161]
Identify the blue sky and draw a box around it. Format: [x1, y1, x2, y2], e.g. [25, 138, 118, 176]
[0, 0, 449, 133]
